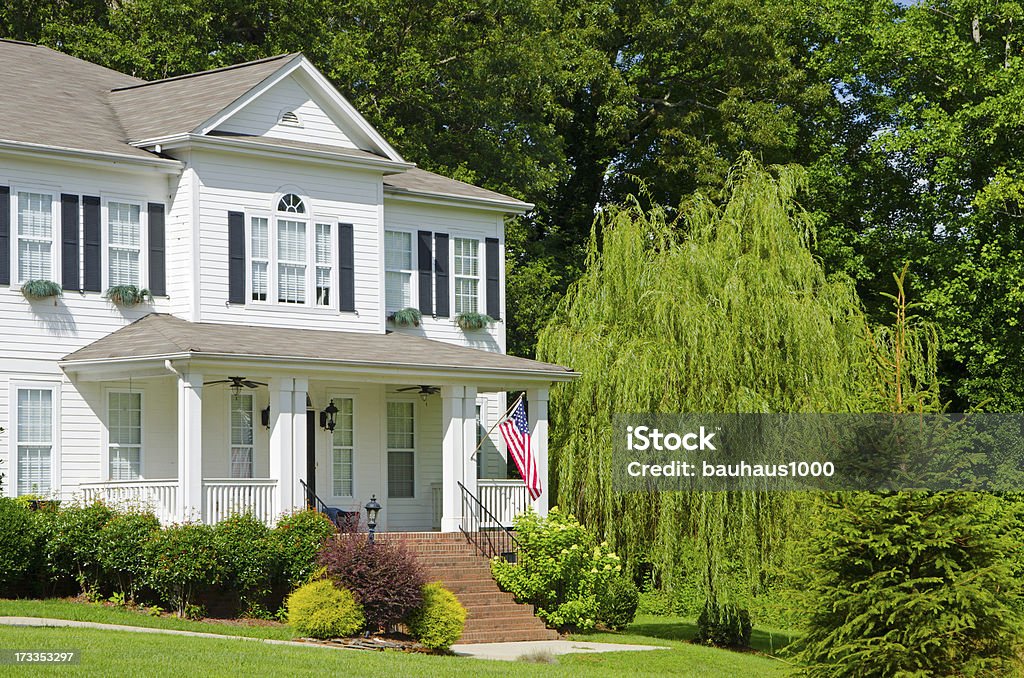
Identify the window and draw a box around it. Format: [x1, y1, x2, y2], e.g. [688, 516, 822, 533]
[384, 231, 414, 312]
[453, 237, 480, 314]
[331, 398, 354, 497]
[17, 192, 53, 283]
[17, 388, 53, 495]
[251, 217, 269, 302]
[108, 202, 141, 287]
[230, 393, 254, 479]
[278, 193, 305, 213]
[387, 401, 415, 498]
[315, 223, 332, 306]
[108, 392, 141, 481]
[277, 219, 306, 303]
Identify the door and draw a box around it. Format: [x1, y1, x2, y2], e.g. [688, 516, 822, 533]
[306, 409, 316, 501]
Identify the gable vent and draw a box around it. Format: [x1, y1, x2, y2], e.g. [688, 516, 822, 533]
[279, 111, 301, 127]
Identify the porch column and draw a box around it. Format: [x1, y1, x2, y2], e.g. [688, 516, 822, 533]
[527, 387, 549, 518]
[177, 371, 203, 522]
[291, 378, 309, 513]
[461, 386, 479, 500]
[269, 377, 294, 517]
[441, 385, 466, 532]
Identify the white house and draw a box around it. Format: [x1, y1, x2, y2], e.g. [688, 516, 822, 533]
[0, 40, 576, 533]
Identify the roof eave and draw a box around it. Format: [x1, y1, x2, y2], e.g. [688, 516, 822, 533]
[0, 139, 183, 173]
[384, 186, 534, 215]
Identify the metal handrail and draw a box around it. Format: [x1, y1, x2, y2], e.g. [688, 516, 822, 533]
[298, 479, 329, 514]
[458, 481, 520, 562]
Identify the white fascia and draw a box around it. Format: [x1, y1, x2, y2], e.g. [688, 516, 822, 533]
[0, 139, 183, 174]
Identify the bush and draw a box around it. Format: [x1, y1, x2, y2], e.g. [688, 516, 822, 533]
[274, 510, 335, 588]
[407, 582, 466, 650]
[317, 534, 425, 631]
[599, 576, 639, 630]
[43, 501, 115, 592]
[490, 507, 622, 630]
[0, 497, 38, 592]
[286, 580, 364, 639]
[696, 602, 752, 648]
[97, 510, 161, 600]
[214, 513, 281, 611]
[144, 523, 220, 617]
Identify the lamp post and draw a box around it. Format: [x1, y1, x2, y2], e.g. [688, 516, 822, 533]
[364, 495, 381, 544]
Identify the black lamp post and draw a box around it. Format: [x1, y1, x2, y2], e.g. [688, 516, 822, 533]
[319, 400, 339, 432]
[364, 494, 381, 543]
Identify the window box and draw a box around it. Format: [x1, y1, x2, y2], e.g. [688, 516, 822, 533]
[388, 307, 422, 328]
[104, 284, 152, 307]
[456, 312, 495, 332]
[20, 279, 62, 301]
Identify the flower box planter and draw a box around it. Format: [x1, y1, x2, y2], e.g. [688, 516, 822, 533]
[105, 285, 152, 307]
[388, 307, 422, 328]
[455, 312, 495, 332]
[21, 279, 63, 302]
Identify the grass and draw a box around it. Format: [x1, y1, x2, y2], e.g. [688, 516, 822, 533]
[0, 602, 797, 676]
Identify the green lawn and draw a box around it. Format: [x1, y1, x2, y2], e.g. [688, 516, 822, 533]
[0, 602, 796, 676]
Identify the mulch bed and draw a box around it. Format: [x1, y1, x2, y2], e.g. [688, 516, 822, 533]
[295, 633, 437, 654]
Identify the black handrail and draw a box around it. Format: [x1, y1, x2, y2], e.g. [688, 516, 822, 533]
[299, 479, 360, 532]
[299, 479, 329, 514]
[458, 481, 519, 563]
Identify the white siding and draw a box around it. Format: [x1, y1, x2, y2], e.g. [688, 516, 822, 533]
[215, 74, 358, 149]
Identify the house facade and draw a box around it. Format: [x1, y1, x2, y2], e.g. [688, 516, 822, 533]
[0, 40, 575, 532]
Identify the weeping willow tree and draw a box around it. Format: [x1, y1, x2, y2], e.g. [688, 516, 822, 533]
[536, 155, 878, 620]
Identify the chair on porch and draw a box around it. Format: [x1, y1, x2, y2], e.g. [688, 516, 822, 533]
[324, 507, 360, 533]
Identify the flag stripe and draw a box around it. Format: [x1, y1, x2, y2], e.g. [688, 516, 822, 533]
[498, 400, 542, 501]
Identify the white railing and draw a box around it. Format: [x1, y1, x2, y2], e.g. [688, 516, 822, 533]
[79, 480, 179, 524]
[477, 479, 531, 528]
[431, 483, 443, 531]
[202, 479, 277, 526]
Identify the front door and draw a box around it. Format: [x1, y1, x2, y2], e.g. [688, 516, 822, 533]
[306, 409, 316, 501]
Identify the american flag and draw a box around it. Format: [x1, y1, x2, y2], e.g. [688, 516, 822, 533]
[498, 398, 542, 501]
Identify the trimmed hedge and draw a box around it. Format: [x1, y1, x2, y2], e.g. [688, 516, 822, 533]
[286, 580, 364, 639]
[274, 510, 336, 588]
[214, 513, 281, 613]
[0, 498, 37, 592]
[144, 523, 221, 618]
[407, 582, 466, 650]
[97, 510, 161, 600]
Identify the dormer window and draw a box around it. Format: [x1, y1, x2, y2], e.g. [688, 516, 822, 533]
[277, 193, 305, 213]
[279, 111, 301, 127]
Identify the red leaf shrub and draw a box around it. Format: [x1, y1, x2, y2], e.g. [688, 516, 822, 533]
[317, 534, 425, 631]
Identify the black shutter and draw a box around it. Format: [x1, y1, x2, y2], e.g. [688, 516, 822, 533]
[227, 211, 245, 304]
[434, 233, 449, 318]
[337, 222, 355, 312]
[0, 187, 9, 285]
[485, 237, 501, 320]
[417, 230, 433, 315]
[82, 196, 101, 292]
[61, 194, 80, 291]
[148, 203, 166, 296]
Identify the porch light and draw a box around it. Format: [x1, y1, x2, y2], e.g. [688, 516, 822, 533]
[365, 494, 382, 543]
[261, 406, 270, 428]
[320, 400, 339, 432]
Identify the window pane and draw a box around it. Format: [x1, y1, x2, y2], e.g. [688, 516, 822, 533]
[385, 231, 413, 270]
[387, 401, 415, 449]
[108, 203, 141, 247]
[252, 261, 268, 301]
[332, 398, 354, 448]
[388, 450, 414, 498]
[18, 238, 51, 281]
[231, 447, 253, 479]
[455, 277, 478, 314]
[109, 248, 140, 287]
[333, 448, 353, 496]
[316, 266, 331, 306]
[315, 223, 331, 265]
[385, 271, 411, 312]
[18, 445, 51, 495]
[18, 193, 51, 238]
[109, 392, 142, 445]
[278, 220, 306, 262]
[278, 263, 305, 303]
[109, 447, 141, 481]
[18, 389, 52, 444]
[278, 193, 305, 213]
[454, 238, 479, 276]
[251, 217, 269, 259]
[231, 393, 253, 445]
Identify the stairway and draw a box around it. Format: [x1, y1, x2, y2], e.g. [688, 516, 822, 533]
[381, 532, 559, 644]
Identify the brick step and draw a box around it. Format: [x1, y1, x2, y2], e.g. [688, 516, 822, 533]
[443, 579, 502, 592]
[423, 569, 494, 582]
[463, 621, 551, 635]
[464, 606, 544, 621]
[448, 591, 518, 606]
[458, 628, 559, 644]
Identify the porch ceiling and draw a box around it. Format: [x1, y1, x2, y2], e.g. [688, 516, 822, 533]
[59, 313, 578, 385]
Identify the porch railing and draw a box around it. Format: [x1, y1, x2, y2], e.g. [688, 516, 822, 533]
[202, 479, 277, 526]
[459, 481, 519, 562]
[79, 480, 178, 524]
[477, 479, 531, 528]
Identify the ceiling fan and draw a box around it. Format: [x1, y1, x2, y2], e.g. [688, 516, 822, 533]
[204, 376, 268, 393]
[396, 385, 440, 396]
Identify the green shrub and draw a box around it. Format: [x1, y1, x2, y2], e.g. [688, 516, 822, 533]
[43, 501, 115, 592]
[213, 513, 281, 611]
[97, 510, 160, 600]
[599, 576, 639, 630]
[455, 312, 495, 331]
[636, 588, 673, 616]
[0, 497, 38, 592]
[20, 279, 62, 300]
[144, 523, 220, 617]
[286, 580, 364, 639]
[407, 582, 466, 650]
[696, 601, 752, 648]
[273, 509, 335, 588]
[491, 507, 622, 630]
[104, 284, 152, 306]
[389, 307, 421, 327]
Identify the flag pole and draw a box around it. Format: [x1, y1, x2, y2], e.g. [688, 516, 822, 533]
[468, 392, 525, 461]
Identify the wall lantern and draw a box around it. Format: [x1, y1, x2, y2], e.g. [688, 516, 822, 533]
[261, 406, 271, 428]
[319, 399, 339, 432]
[365, 494, 382, 543]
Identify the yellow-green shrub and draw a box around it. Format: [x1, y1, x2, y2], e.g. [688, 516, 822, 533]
[407, 582, 466, 650]
[286, 580, 364, 639]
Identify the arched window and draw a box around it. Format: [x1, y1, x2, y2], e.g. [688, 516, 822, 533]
[277, 193, 305, 214]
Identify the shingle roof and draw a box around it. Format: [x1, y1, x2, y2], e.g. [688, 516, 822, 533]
[110, 54, 299, 142]
[61, 314, 575, 379]
[384, 168, 533, 210]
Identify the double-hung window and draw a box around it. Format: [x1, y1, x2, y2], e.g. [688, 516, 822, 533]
[277, 219, 306, 304]
[315, 223, 332, 306]
[250, 217, 269, 302]
[384, 230, 414, 312]
[16, 388, 54, 495]
[387, 401, 415, 498]
[331, 398, 354, 497]
[230, 393, 254, 479]
[108, 392, 142, 481]
[108, 202, 142, 287]
[17, 192, 54, 283]
[453, 237, 480, 314]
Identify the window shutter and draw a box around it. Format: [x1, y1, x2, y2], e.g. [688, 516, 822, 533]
[148, 203, 166, 296]
[337, 222, 355, 312]
[417, 230, 433, 315]
[60, 194, 80, 291]
[434, 233, 449, 318]
[82, 196, 101, 292]
[0, 186, 9, 286]
[227, 211, 245, 304]
[485, 237, 501, 320]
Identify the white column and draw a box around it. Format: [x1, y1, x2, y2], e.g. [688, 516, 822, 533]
[291, 378, 309, 513]
[177, 371, 203, 522]
[440, 385, 465, 532]
[269, 377, 294, 517]
[462, 386, 479, 500]
[527, 387, 549, 518]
